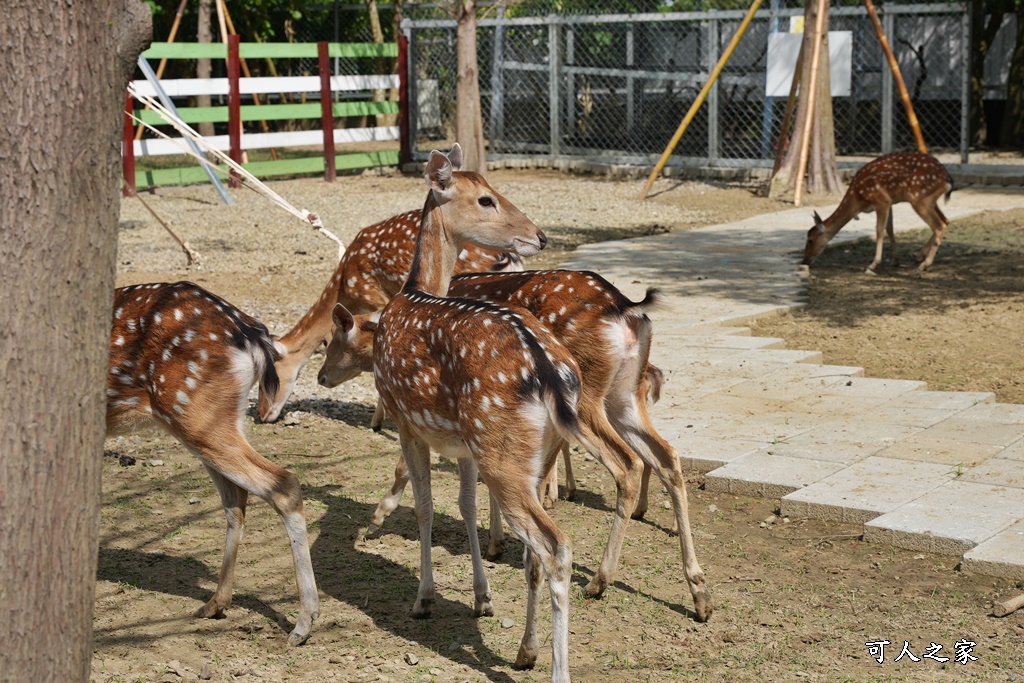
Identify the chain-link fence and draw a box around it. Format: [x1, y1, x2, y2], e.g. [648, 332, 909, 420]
[405, 2, 970, 167]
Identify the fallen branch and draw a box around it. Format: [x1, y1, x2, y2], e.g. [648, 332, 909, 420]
[994, 593, 1024, 617]
[125, 186, 203, 268]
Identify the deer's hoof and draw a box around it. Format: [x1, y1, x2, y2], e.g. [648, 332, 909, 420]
[513, 642, 538, 670]
[584, 577, 608, 599]
[194, 601, 227, 620]
[411, 598, 433, 619]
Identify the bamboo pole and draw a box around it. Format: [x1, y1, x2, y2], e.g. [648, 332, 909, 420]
[793, 0, 827, 208]
[863, 0, 927, 153]
[637, 0, 763, 200]
[772, 40, 805, 175]
[135, 0, 190, 140]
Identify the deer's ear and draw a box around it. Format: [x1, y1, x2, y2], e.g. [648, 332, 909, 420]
[332, 303, 355, 333]
[425, 149, 454, 193]
[447, 143, 464, 172]
[812, 211, 826, 229]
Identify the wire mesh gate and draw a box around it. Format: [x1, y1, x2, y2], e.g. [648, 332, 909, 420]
[403, 3, 969, 167]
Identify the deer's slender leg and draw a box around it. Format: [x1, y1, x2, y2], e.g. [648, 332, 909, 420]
[401, 437, 436, 618]
[457, 457, 494, 617]
[867, 204, 891, 274]
[195, 467, 249, 621]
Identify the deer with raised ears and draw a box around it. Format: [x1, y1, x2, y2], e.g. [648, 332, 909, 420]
[256, 210, 521, 423]
[802, 151, 954, 274]
[106, 282, 319, 646]
[319, 270, 712, 616]
[373, 144, 600, 681]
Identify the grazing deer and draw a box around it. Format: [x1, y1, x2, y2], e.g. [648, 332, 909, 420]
[257, 210, 520, 424]
[319, 271, 711, 614]
[802, 151, 954, 274]
[106, 282, 318, 646]
[373, 144, 613, 681]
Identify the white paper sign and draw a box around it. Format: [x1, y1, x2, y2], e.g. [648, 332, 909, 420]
[766, 31, 852, 97]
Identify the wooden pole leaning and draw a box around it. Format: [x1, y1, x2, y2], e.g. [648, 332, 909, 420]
[864, 0, 927, 153]
[135, 0, 190, 140]
[793, 0, 827, 208]
[637, 0, 763, 200]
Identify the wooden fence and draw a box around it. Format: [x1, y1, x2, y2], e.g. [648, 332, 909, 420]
[123, 38, 408, 191]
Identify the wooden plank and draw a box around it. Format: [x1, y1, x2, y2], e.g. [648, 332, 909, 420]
[135, 149, 400, 187]
[134, 127, 399, 156]
[137, 100, 399, 125]
[131, 75, 399, 99]
[142, 42, 398, 61]
[328, 43, 398, 58]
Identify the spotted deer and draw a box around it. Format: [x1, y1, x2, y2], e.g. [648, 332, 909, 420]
[802, 151, 954, 274]
[106, 282, 318, 646]
[319, 271, 711, 613]
[372, 144, 619, 682]
[256, 210, 520, 423]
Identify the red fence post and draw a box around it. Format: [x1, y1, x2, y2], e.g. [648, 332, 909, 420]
[398, 34, 411, 167]
[318, 41, 336, 182]
[122, 91, 136, 196]
[227, 34, 242, 188]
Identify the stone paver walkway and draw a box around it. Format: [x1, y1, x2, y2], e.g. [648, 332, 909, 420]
[561, 188, 1024, 580]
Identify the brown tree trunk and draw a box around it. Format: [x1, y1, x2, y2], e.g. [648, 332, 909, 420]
[971, 0, 1011, 146]
[197, 0, 215, 138]
[454, 0, 487, 174]
[769, 0, 842, 200]
[366, 0, 392, 127]
[0, 2, 151, 681]
[1001, 1, 1024, 148]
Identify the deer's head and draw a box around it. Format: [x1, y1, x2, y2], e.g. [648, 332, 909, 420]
[801, 211, 831, 266]
[318, 304, 376, 388]
[424, 144, 546, 257]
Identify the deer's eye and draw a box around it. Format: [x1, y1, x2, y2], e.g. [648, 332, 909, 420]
[478, 196, 495, 208]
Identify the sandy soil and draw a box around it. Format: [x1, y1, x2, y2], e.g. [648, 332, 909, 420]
[95, 171, 1024, 683]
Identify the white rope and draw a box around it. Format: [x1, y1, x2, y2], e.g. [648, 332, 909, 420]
[126, 84, 346, 262]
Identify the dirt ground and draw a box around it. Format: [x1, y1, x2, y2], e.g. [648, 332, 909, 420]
[96, 170, 1024, 683]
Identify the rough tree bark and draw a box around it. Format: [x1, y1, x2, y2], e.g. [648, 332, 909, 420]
[769, 0, 843, 200]
[197, 0, 215, 138]
[453, 0, 487, 174]
[0, 2, 151, 682]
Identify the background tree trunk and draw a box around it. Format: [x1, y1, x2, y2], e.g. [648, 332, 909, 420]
[769, 0, 842, 200]
[1000, 1, 1024, 148]
[197, 0, 215, 138]
[0, 2, 150, 681]
[454, 0, 487, 174]
[970, 0, 1010, 146]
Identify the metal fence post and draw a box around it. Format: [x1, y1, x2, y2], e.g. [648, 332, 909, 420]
[404, 20, 419, 161]
[549, 15, 562, 156]
[490, 6, 506, 144]
[880, 9, 894, 153]
[626, 24, 635, 133]
[960, 6, 970, 164]
[707, 13, 720, 164]
[398, 34, 412, 166]
[565, 27, 575, 140]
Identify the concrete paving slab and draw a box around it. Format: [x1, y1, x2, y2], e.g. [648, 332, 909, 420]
[962, 520, 1024, 580]
[921, 416, 1024, 447]
[874, 435, 1003, 467]
[954, 402, 1024, 424]
[817, 377, 928, 400]
[781, 457, 954, 524]
[856, 404, 965, 429]
[960, 457, 1024, 489]
[864, 481, 1024, 555]
[705, 452, 844, 498]
[884, 390, 995, 411]
[662, 335, 788, 351]
[664, 434, 766, 472]
[995, 439, 1024, 461]
[769, 420, 923, 465]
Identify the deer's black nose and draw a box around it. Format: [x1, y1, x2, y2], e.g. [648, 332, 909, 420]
[537, 230, 548, 249]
